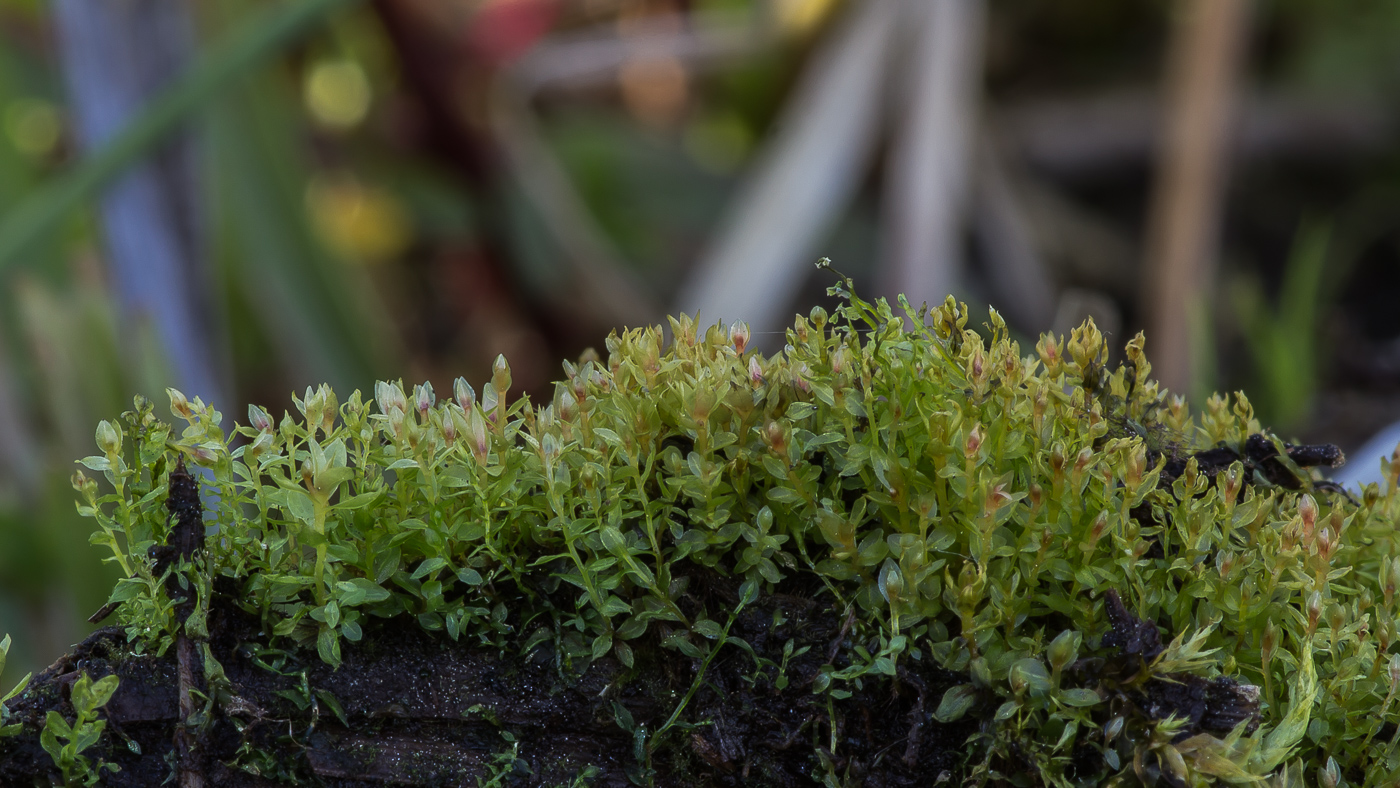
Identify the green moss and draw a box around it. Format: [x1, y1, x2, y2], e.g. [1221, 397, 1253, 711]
[67, 280, 1400, 785]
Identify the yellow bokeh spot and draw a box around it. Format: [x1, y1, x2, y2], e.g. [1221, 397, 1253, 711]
[774, 0, 839, 35]
[306, 174, 412, 265]
[304, 60, 372, 130]
[4, 98, 61, 157]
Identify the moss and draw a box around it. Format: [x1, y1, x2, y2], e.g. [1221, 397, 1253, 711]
[39, 280, 1400, 785]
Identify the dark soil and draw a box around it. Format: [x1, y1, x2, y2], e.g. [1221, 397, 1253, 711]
[0, 575, 974, 787]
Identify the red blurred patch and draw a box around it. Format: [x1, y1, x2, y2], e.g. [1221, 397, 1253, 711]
[467, 0, 559, 67]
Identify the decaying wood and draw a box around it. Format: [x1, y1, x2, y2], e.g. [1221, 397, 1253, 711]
[166, 456, 206, 788]
[0, 576, 974, 787]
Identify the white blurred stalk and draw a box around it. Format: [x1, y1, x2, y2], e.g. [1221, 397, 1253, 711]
[52, 0, 226, 410]
[878, 0, 985, 314]
[677, 0, 901, 335]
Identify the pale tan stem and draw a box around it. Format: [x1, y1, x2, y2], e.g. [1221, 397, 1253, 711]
[1142, 0, 1253, 397]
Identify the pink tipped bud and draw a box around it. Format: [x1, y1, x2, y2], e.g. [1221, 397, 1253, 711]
[985, 483, 1011, 517]
[71, 469, 98, 501]
[794, 315, 809, 343]
[765, 421, 787, 456]
[968, 349, 985, 383]
[415, 382, 434, 416]
[1103, 716, 1124, 741]
[454, 377, 475, 410]
[830, 347, 848, 375]
[1261, 621, 1279, 663]
[964, 423, 985, 460]
[794, 362, 812, 394]
[168, 388, 194, 420]
[1316, 526, 1335, 561]
[376, 380, 407, 415]
[729, 321, 750, 355]
[1089, 510, 1108, 541]
[1307, 591, 1323, 633]
[1223, 464, 1242, 502]
[248, 404, 273, 433]
[1215, 550, 1236, 579]
[318, 385, 338, 434]
[748, 355, 764, 387]
[1299, 494, 1318, 535]
[1074, 446, 1094, 476]
[558, 390, 578, 422]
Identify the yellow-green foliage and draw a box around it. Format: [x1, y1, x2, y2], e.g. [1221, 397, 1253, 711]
[73, 282, 1400, 786]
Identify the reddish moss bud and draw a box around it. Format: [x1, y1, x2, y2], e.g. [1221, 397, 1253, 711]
[248, 404, 273, 433]
[1037, 334, 1060, 372]
[968, 349, 986, 384]
[765, 421, 787, 457]
[964, 423, 985, 461]
[1298, 494, 1318, 536]
[1307, 591, 1323, 634]
[749, 355, 764, 388]
[376, 380, 407, 415]
[414, 382, 435, 416]
[729, 321, 750, 355]
[168, 388, 194, 421]
[454, 377, 475, 410]
[793, 362, 812, 394]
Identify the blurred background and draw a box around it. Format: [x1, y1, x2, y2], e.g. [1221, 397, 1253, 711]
[2, 0, 1400, 674]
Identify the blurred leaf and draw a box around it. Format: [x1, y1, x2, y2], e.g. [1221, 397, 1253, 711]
[208, 58, 392, 389]
[0, 0, 364, 275]
[1232, 219, 1330, 431]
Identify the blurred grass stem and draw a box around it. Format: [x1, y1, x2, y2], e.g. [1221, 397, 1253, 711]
[1141, 0, 1252, 397]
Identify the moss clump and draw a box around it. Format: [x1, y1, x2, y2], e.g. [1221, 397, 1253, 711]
[65, 281, 1400, 786]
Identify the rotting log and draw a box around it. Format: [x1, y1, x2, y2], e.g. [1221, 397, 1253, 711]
[0, 577, 977, 787]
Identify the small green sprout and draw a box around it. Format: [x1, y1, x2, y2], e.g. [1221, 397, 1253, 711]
[39, 672, 119, 787]
[0, 634, 31, 738]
